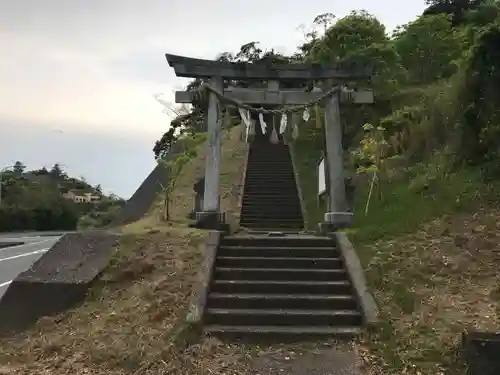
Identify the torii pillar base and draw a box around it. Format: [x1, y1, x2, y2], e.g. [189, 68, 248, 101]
[190, 211, 229, 233]
[318, 212, 354, 235]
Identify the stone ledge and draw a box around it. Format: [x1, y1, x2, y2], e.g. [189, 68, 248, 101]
[186, 231, 221, 326]
[0, 231, 119, 336]
[333, 232, 379, 329]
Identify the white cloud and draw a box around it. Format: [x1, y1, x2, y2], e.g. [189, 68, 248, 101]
[0, 32, 174, 137]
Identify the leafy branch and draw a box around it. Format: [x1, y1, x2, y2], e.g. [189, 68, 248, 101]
[351, 123, 389, 214]
[158, 148, 197, 221]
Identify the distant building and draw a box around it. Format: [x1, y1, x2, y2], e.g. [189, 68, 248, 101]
[62, 189, 100, 203]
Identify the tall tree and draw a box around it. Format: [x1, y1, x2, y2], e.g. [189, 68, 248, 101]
[12, 161, 25, 174]
[424, 0, 487, 25]
[394, 14, 462, 84]
[50, 163, 64, 180]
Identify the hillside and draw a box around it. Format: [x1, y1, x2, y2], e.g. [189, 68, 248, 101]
[0, 162, 125, 231]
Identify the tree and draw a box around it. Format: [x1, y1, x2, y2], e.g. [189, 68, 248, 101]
[313, 12, 336, 33]
[12, 161, 25, 174]
[158, 148, 197, 221]
[393, 14, 462, 84]
[309, 10, 388, 64]
[50, 163, 65, 180]
[424, 0, 487, 25]
[235, 42, 263, 62]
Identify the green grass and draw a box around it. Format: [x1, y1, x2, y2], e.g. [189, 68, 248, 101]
[291, 138, 324, 230]
[350, 166, 495, 247]
[292, 135, 497, 246]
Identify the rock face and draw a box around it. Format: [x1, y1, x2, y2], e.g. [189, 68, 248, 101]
[0, 231, 119, 335]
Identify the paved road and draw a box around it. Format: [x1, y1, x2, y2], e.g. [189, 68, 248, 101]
[0, 233, 62, 299]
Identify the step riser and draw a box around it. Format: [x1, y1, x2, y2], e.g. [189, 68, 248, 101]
[215, 257, 344, 269]
[240, 216, 303, 222]
[245, 177, 296, 180]
[207, 296, 358, 310]
[242, 202, 301, 207]
[242, 195, 300, 200]
[246, 167, 294, 171]
[241, 218, 303, 222]
[246, 173, 295, 176]
[243, 183, 298, 188]
[241, 204, 301, 209]
[243, 189, 299, 193]
[204, 327, 361, 338]
[241, 205, 302, 211]
[212, 282, 352, 295]
[243, 191, 298, 195]
[247, 159, 292, 163]
[242, 200, 300, 204]
[220, 238, 336, 247]
[246, 170, 293, 173]
[240, 223, 304, 229]
[240, 213, 302, 218]
[214, 269, 348, 282]
[240, 213, 303, 219]
[205, 312, 362, 327]
[247, 163, 292, 166]
[240, 219, 303, 224]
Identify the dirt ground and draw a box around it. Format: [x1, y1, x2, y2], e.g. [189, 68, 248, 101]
[357, 206, 500, 374]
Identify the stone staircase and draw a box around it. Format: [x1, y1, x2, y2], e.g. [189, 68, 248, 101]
[204, 234, 363, 335]
[239, 141, 304, 231]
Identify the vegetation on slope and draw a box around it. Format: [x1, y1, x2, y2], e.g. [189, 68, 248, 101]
[0, 162, 125, 231]
[133, 124, 247, 233]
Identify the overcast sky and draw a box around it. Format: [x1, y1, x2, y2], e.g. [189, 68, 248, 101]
[0, 0, 427, 198]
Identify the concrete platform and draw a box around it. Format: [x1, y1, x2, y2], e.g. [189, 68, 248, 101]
[0, 231, 119, 335]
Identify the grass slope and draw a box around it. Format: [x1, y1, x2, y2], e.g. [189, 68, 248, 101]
[127, 125, 247, 233]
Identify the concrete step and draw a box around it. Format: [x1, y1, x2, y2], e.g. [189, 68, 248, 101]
[220, 236, 336, 248]
[243, 181, 298, 187]
[239, 217, 303, 222]
[207, 293, 358, 310]
[215, 256, 344, 269]
[247, 159, 292, 163]
[212, 280, 352, 295]
[205, 308, 362, 326]
[239, 215, 303, 222]
[214, 267, 348, 281]
[239, 221, 304, 229]
[240, 210, 302, 217]
[245, 173, 295, 178]
[204, 324, 362, 336]
[241, 202, 301, 209]
[242, 195, 299, 200]
[246, 170, 292, 174]
[241, 206, 302, 214]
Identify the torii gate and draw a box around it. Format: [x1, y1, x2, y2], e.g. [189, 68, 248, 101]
[165, 53, 374, 232]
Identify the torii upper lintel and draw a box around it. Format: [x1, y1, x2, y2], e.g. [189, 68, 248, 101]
[165, 53, 373, 80]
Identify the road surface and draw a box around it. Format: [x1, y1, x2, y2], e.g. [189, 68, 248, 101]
[0, 233, 62, 299]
